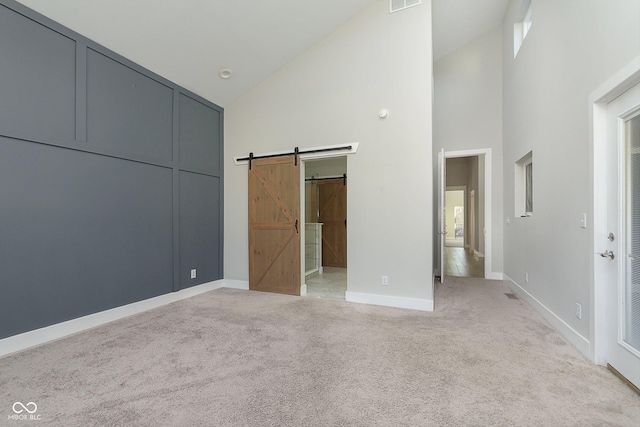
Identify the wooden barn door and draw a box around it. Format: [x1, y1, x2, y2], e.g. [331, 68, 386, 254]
[248, 156, 300, 295]
[318, 177, 347, 268]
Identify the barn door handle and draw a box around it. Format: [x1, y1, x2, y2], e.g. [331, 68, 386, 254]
[295, 219, 299, 234]
[344, 219, 347, 228]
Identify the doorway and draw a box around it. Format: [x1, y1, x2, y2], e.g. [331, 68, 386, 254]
[440, 155, 486, 279]
[592, 67, 640, 390]
[302, 157, 347, 300]
[243, 143, 358, 298]
[445, 188, 465, 248]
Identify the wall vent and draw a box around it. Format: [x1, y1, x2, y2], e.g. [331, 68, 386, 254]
[390, 0, 421, 13]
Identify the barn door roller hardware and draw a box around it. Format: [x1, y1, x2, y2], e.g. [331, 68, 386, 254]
[305, 173, 347, 185]
[239, 145, 353, 168]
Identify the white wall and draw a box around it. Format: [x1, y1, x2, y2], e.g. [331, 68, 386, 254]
[225, 0, 434, 307]
[502, 0, 640, 350]
[434, 26, 504, 275]
[305, 157, 347, 178]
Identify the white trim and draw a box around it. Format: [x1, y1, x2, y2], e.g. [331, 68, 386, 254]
[444, 148, 501, 280]
[234, 142, 359, 166]
[0, 279, 248, 358]
[346, 291, 434, 311]
[589, 56, 640, 365]
[221, 279, 250, 290]
[300, 152, 350, 297]
[301, 159, 307, 296]
[485, 271, 503, 281]
[504, 274, 590, 358]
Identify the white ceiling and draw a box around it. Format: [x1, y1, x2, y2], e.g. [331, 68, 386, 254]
[16, 0, 509, 107]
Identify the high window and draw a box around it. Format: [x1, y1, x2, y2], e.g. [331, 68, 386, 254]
[514, 1, 533, 57]
[515, 151, 533, 217]
[390, 0, 421, 14]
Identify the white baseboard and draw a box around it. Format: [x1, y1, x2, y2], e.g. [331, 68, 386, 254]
[504, 274, 590, 358]
[345, 291, 434, 312]
[485, 271, 503, 280]
[0, 279, 247, 358]
[300, 284, 308, 295]
[221, 279, 249, 290]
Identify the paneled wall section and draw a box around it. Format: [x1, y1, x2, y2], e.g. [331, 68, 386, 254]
[0, 0, 223, 339]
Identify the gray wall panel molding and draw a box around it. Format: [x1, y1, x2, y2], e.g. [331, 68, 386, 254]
[179, 93, 222, 175]
[177, 168, 223, 179]
[86, 48, 174, 164]
[172, 90, 181, 292]
[0, 3, 76, 144]
[0, 133, 175, 171]
[0, 137, 174, 338]
[75, 42, 88, 143]
[0, 0, 224, 339]
[179, 171, 222, 290]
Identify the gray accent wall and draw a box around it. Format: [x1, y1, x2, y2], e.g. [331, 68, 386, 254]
[0, 4, 76, 144]
[86, 49, 175, 164]
[0, 0, 223, 339]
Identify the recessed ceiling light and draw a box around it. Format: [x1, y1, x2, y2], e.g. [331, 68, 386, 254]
[219, 69, 232, 79]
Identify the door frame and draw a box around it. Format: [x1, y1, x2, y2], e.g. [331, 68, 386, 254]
[298, 143, 359, 295]
[590, 56, 640, 365]
[444, 148, 496, 280]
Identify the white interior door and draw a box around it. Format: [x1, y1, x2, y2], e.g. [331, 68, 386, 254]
[603, 82, 640, 388]
[437, 148, 446, 283]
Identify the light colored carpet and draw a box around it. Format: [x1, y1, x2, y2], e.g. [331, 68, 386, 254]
[1, 277, 639, 426]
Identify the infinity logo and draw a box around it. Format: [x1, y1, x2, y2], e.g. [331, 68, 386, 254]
[12, 402, 37, 414]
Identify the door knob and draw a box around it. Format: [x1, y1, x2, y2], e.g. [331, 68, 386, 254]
[599, 250, 615, 260]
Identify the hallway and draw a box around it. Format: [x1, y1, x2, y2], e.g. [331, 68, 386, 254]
[444, 247, 484, 278]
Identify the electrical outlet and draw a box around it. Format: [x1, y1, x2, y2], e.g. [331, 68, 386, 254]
[576, 303, 582, 320]
[524, 272, 529, 283]
[381, 276, 388, 286]
[190, 269, 197, 279]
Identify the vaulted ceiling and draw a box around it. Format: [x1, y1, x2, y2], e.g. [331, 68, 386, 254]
[16, 0, 509, 107]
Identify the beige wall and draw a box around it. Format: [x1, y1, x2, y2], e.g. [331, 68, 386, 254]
[502, 0, 640, 351]
[225, 0, 434, 306]
[433, 26, 504, 275]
